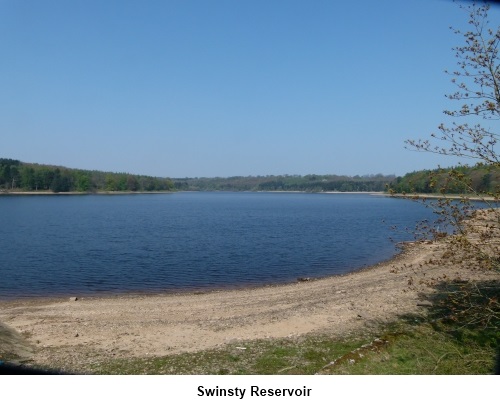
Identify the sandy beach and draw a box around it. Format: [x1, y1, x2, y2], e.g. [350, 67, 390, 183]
[1, 230, 497, 374]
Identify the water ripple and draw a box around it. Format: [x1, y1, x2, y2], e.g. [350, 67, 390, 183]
[0, 193, 433, 299]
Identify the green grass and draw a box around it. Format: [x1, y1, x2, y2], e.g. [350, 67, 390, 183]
[88, 336, 366, 375]
[86, 319, 497, 375]
[331, 321, 496, 374]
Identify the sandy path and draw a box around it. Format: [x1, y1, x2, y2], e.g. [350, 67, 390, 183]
[0, 238, 495, 372]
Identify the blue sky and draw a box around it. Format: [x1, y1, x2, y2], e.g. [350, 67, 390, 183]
[1, 0, 497, 178]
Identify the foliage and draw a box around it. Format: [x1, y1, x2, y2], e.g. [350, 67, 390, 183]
[390, 164, 500, 194]
[0, 159, 174, 193]
[1, 159, 395, 193]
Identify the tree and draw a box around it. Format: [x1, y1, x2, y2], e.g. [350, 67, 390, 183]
[74, 171, 91, 192]
[9, 165, 19, 189]
[105, 174, 117, 191]
[404, 1, 499, 268]
[402, 1, 499, 369]
[126, 175, 139, 192]
[37, 167, 55, 190]
[20, 166, 35, 190]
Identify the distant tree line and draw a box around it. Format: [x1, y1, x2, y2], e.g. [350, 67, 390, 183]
[0, 158, 174, 192]
[9, 157, 494, 195]
[389, 165, 500, 195]
[173, 173, 396, 192]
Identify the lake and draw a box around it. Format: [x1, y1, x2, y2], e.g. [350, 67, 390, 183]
[0, 192, 434, 299]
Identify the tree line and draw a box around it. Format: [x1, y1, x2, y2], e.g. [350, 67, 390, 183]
[5, 157, 498, 195]
[389, 164, 500, 195]
[173, 173, 396, 192]
[0, 158, 174, 192]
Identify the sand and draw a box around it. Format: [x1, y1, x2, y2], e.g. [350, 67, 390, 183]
[1, 230, 497, 374]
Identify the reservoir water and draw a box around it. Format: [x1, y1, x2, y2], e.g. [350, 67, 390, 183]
[0, 192, 434, 299]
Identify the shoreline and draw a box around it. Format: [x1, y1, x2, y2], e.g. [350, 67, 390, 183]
[3, 190, 496, 200]
[0, 190, 174, 196]
[389, 193, 498, 202]
[1, 236, 497, 373]
[1, 190, 386, 196]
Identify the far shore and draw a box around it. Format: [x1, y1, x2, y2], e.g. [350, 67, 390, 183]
[2, 190, 498, 201]
[0, 190, 174, 195]
[1, 189, 386, 195]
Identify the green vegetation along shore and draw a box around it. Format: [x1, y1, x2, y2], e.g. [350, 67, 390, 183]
[0, 158, 174, 193]
[390, 165, 500, 195]
[2, 157, 499, 196]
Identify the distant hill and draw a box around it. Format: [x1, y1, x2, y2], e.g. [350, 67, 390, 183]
[173, 173, 396, 192]
[0, 158, 397, 193]
[0, 158, 174, 193]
